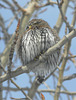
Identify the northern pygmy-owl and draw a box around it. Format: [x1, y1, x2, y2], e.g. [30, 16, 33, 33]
[16, 19, 61, 82]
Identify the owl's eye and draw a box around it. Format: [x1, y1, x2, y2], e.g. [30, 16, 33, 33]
[26, 25, 32, 30]
[26, 26, 29, 30]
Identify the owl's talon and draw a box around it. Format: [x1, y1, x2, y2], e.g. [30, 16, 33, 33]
[36, 76, 44, 84]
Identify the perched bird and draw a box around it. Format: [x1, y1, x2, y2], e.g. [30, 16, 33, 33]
[16, 19, 61, 83]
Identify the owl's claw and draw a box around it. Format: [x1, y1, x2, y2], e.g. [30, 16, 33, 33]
[36, 76, 44, 84]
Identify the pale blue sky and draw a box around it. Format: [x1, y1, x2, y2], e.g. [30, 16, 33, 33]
[0, 0, 76, 100]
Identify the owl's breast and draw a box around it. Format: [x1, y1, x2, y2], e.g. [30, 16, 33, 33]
[19, 28, 55, 65]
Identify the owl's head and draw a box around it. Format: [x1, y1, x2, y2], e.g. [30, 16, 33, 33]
[26, 19, 50, 30]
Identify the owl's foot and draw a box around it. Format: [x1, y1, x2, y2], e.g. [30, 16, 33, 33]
[36, 76, 44, 84]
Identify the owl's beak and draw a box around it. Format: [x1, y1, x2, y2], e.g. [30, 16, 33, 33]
[29, 25, 32, 29]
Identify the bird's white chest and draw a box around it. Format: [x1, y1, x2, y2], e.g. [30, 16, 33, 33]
[22, 28, 55, 64]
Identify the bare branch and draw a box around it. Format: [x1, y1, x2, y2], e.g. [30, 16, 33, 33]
[8, 19, 20, 73]
[63, 73, 76, 81]
[57, 0, 74, 32]
[26, 79, 40, 100]
[2, 87, 29, 91]
[0, 29, 76, 83]
[12, 0, 27, 12]
[10, 79, 32, 100]
[0, 62, 32, 100]
[54, 3, 76, 99]
[1, 0, 76, 99]
[35, 1, 58, 8]
[38, 89, 76, 95]
[0, 62, 2, 100]
[67, 55, 76, 59]
[54, 0, 70, 33]
[0, 0, 38, 67]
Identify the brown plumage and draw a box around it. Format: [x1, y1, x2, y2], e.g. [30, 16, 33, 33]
[16, 19, 61, 82]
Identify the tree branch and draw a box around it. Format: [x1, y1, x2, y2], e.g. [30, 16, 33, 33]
[36, 1, 58, 8]
[0, 29, 76, 83]
[54, 3, 76, 99]
[0, 62, 2, 100]
[54, 0, 69, 33]
[57, 0, 74, 31]
[0, 62, 32, 100]
[38, 89, 76, 95]
[63, 73, 76, 81]
[0, 0, 38, 67]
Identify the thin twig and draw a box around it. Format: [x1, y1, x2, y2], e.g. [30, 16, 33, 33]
[12, 0, 27, 12]
[0, 29, 76, 83]
[35, 1, 58, 8]
[38, 89, 76, 95]
[0, 64, 32, 100]
[54, 2, 76, 100]
[8, 19, 20, 73]
[57, 0, 74, 32]
[1, 0, 38, 68]
[63, 73, 76, 81]
[67, 55, 76, 59]
[54, 0, 69, 33]
[2, 87, 29, 91]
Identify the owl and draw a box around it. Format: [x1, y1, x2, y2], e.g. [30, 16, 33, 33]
[16, 19, 61, 83]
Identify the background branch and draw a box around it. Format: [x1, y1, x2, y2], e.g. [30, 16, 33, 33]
[0, 0, 76, 99]
[0, 29, 76, 83]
